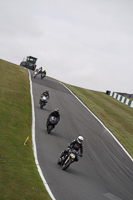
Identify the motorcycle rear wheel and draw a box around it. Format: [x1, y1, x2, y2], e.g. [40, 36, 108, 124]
[47, 125, 53, 134]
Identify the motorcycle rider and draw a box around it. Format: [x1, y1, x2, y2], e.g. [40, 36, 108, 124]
[34, 66, 42, 73]
[39, 90, 50, 107]
[41, 90, 50, 99]
[38, 67, 42, 73]
[46, 108, 60, 128]
[41, 70, 46, 79]
[59, 136, 84, 162]
[42, 69, 46, 75]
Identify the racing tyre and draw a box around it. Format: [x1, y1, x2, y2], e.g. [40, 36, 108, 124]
[47, 125, 53, 134]
[62, 160, 71, 170]
[40, 103, 43, 109]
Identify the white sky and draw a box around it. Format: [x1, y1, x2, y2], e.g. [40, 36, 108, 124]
[0, 0, 133, 93]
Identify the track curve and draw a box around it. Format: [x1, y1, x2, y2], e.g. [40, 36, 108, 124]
[30, 71, 133, 200]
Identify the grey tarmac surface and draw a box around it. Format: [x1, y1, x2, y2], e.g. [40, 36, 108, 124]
[30, 72, 133, 200]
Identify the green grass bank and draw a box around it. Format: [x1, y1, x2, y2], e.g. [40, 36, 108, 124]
[0, 59, 51, 200]
[62, 83, 133, 158]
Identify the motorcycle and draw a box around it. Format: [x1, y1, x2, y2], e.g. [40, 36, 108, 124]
[58, 148, 80, 170]
[33, 69, 42, 78]
[41, 71, 46, 79]
[33, 70, 38, 78]
[46, 116, 58, 134]
[39, 95, 48, 109]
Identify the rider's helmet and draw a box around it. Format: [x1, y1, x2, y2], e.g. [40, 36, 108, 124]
[77, 136, 84, 144]
[55, 108, 59, 112]
[46, 90, 49, 94]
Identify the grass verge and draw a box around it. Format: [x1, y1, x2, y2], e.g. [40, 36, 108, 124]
[0, 59, 51, 200]
[62, 83, 133, 158]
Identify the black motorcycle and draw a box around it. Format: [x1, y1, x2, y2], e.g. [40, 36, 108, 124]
[46, 116, 58, 134]
[58, 148, 80, 170]
[39, 95, 48, 109]
[41, 72, 46, 79]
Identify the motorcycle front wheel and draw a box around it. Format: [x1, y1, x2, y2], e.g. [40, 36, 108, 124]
[40, 102, 45, 109]
[62, 159, 71, 170]
[47, 125, 53, 134]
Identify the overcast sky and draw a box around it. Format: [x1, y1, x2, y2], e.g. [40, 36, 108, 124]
[0, 0, 133, 93]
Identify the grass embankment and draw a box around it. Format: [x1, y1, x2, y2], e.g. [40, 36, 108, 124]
[62, 83, 133, 158]
[0, 59, 51, 200]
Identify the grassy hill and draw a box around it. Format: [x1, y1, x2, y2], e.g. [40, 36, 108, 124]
[0, 59, 133, 199]
[62, 83, 133, 159]
[0, 59, 51, 200]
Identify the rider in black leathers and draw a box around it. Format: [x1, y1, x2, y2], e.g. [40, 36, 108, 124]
[60, 136, 84, 162]
[46, 108, 60, 127]
[41, 90, 50, 99]
[41, 70, 46, 79]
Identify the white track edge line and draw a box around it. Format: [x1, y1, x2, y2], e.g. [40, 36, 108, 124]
[61, 82, 133, 162]
[28, 70, 56, 200]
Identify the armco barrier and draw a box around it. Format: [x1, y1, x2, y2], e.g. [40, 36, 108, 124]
[110, 92, 133, 108]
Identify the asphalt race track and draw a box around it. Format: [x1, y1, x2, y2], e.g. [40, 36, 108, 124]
[30, 71, 133, 200]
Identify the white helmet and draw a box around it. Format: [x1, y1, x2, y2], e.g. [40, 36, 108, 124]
[55, 108, 59, 112]
[77, 136, 84, 144]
